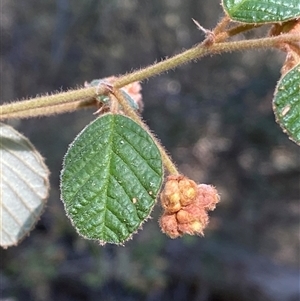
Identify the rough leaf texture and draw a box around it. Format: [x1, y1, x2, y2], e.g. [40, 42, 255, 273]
[223, 0, 300, 23]
[0, 123, 50, 248]
[273, 63, 300, 145]
[60, 114, 163, 245]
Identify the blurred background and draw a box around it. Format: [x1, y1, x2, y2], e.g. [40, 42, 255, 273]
[1, 0, 299, 300]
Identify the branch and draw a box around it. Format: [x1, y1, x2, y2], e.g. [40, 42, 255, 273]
[0, 33, 299, 120]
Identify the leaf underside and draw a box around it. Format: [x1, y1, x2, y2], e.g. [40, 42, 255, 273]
[60, 114, 163, 245]
[273, 64, 300, 145]
[223, 0, 300, 23]
[0, 123, 49, 248]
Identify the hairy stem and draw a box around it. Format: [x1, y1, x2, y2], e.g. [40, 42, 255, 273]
[0, 86, 106, 118]
[214, 23, 263, 42]
[1, 100, 97, 119]
[111, 88, 179, 175]
[0, 33, 299, 120]
[111, 34, 299, 87]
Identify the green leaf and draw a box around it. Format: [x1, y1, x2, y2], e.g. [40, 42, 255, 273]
[273, 63, 300, 145]
[0, 123, 50, 248]
[222, 0, 300, 23]
[60, 114, 163, 245]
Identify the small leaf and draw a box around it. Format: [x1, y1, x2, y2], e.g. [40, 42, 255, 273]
[222, 0, 300, 23]
[60, 114, 163, 245]
[0, 123, 50, 248]
[120, 90, 140, 111]
[86, 79, 141, 112]
[273, 63, 300, 145]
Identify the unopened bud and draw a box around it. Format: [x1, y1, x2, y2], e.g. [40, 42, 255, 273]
[178, 177, 198, 206]
[160, 180, 182, 213]
[159, 213, 181, 239]
[178, 221, 205, 236]
[159, 175, 220, 239]
[197, 184, 220, 211]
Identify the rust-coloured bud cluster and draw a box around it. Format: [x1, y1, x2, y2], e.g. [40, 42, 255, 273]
[159, 175, 220, 239]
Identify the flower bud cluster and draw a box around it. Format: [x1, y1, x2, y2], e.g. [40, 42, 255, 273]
[159, 175, 220, 239]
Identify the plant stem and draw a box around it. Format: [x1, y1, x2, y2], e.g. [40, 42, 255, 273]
[0, 86, 106, 118]
[0, 33, 299, 120]
[213, 16, 231, 35]
[103, 33, 300, 88]
[111, 88, 180, 175]
[1, 100, 97, 119]
[214, 23, 263, 42]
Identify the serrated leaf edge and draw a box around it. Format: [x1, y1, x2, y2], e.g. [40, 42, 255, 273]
[273, 63, 300, 145]
[60, 114, 163, 245]
[222, 0, 300, 24]
[0, 123, 50, 248]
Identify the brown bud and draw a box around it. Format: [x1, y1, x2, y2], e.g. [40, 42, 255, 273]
[160, 177, 182, 213]
[159, 213, 181, 239]
[197, 184, 220, 211]
[178, 221, 205, 236]
[160, 181, 182, 213]
[178, 177, 198, 206]
[176, 209, 197, 224]
[159, 175, 220, 239]
[160, 174, 198, 213]
[183, 203, 209, 227]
